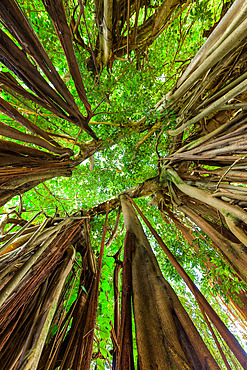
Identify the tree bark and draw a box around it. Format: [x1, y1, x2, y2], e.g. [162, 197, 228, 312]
[120, 195, 220, 369]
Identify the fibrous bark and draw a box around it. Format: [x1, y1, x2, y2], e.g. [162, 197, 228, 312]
[121, 195, 220, 369]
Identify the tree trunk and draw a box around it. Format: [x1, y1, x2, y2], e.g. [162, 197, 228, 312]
[121, 195, 220, 369]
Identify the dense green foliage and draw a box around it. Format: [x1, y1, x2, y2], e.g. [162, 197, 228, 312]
[1, 0, 247, 368]
[2, 0, 221, 211]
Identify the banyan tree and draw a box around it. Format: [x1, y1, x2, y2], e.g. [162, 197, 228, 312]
[0, 0, 247, 368]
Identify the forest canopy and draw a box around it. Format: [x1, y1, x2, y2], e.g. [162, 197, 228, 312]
[0, 0, 247, 369]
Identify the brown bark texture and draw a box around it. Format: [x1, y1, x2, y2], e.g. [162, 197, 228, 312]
[121, 196, 220, 370]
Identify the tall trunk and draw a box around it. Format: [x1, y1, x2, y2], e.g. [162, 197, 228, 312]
[120, 195, 220, 369]
[116, 231, 134, 369]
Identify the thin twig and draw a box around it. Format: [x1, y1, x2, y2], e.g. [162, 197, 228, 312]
[42, 183, 69, 216]
[216, 156, 246, 189]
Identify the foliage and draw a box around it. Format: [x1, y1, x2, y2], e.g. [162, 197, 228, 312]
[0, 0, 247, 369]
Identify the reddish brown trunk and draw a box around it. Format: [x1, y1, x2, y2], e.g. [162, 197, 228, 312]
[129, 197, 247, 368]
[116, 231, 134, 369]
[120, 196, 220, 369]
[112, 256, 122, 368]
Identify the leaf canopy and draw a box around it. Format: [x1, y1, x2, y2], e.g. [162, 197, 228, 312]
[1, 0, 247, 369]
